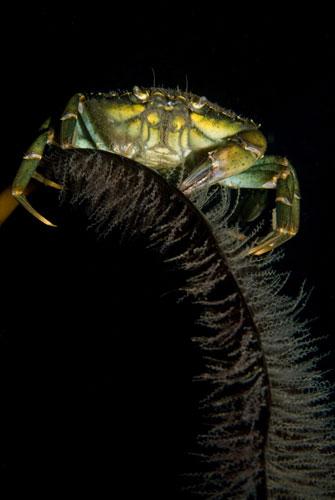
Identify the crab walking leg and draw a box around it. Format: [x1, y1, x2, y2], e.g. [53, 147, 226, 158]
[1, 121, 59, 227]
[220, 156, 300, 255]
[31, 172, 62, 190]
[31, 121, 62, 189]
[10, 94, 84, 227]
[60, 93, 85, 147]
[12, 129, 59, 227]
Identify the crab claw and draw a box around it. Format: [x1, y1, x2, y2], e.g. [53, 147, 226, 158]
[181, 129, 267, 195]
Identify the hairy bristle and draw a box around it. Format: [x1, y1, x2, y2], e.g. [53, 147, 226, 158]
[42, 146, 334, 498]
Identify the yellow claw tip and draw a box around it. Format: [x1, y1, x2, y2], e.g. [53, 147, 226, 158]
[39, 217, 57, 228]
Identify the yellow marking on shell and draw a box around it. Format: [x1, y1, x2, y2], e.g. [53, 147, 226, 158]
[171, 116, 185, 130]
[146, 128, 160, 149]
[167, 131, 181, 153]
[141, 122, 149, 143]
[147, 112, 160, 126]
[127, 118, 142, 139]
[191, 113, 246, 140]
[180, 128, 189, 150]
[107, 104, 145, 122]
[189, 128, 214, 149]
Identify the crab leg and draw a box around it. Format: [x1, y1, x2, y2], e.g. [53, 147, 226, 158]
[220, 156, 300, 255]
[31, 171, 63, 190]
[10, 95, 85, 227]
[11, 125, 60, 226]
[60, 93, 85, 147]
[10, 93, 86, 227]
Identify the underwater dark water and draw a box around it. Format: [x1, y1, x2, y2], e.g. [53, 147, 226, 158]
[1, 6, 334, 497]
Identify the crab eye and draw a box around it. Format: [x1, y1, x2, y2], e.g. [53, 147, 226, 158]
[191, 96, 207, 110]
[133, 86, 150, 102]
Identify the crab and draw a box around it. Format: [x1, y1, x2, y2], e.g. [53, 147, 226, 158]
[8, 86, 300, 255]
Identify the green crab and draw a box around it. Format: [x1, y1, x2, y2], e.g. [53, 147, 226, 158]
[9, 86, 300, 255]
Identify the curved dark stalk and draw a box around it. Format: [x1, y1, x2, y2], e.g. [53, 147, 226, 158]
[34, 145, 335, 499]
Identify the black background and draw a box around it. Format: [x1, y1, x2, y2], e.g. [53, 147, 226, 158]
[1, 6, 334, 497]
